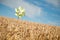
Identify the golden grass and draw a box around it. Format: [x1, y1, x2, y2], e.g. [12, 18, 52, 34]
[0, 17, 60, 40]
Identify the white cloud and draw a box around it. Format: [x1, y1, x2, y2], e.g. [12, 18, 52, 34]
[48, 21, 60, 26]
[45, 0, 59, 7]
[51, 14, 60, 17]
[1, 0, 42, 19]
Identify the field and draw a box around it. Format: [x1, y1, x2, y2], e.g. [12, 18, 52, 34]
[0, 17, 60, 40]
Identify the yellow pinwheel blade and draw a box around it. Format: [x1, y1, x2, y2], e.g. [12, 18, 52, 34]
[15, 6, 25, 18]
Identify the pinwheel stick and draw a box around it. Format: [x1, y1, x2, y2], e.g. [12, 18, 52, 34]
[18, 16, 19, 19]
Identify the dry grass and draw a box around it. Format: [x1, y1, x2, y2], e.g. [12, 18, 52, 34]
[0, 17, 60, 40]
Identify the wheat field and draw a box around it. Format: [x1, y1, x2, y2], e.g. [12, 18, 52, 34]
[0, 17, 60, 40]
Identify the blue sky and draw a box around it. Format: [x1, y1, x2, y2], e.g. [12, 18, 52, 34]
[0, 0, 60, 26]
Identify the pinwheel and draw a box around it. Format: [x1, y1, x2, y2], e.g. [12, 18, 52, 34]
[15, 7, 25, 19]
